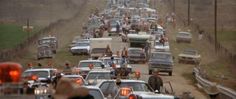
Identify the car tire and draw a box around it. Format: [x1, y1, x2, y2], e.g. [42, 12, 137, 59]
[178, 60, 182, 63]
[108, 34, 111, 36]
[169, 72, 172, 76]
[149, 70, 152, 75]
[37, 58, 41, 60]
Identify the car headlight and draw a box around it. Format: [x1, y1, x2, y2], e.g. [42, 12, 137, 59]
[34, 88, 48, 95]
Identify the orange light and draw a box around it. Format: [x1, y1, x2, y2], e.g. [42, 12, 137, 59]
[0, 80, 2, 84]
[129, 94, 136, 99]
[9, 70, 20, 82]
[31, 75, 38, 80]
[9, 70, 19, 77]
[75, 78, 83, 85]
[120, 87, 132, 96]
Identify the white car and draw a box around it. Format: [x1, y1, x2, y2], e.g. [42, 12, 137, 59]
[63, 74, 86, 86]
[75, 60, 106, 78]
[85, 86, 106, 99]
[22, 68, 57, 85]
[176, 32, 192, 43]
[96, 79, 177, 99]
[99, 56, 132, 72]
[154, 40, 170, 52]
[85, 69, 112, 85]
[70, 41, 90, 55]
[178, 49, 201, 64]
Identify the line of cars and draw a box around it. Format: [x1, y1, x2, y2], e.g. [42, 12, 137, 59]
[37, 36, 58, 60]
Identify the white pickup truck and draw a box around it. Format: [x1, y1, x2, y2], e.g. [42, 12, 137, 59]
[90, 38, 112, 59]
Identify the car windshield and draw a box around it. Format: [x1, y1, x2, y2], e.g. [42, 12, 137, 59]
[120, 82, 153, 92]
[103, 58, 121, 65]
[183, 50, 197, 55]
[155, 41, 168, 46]
[74, 43, 89, 46]
[87, 72, 111, 80]
[79, 62, 103, 68]
[89, 89, 103, 99]
[129, 49, 143, 54]
[22, 71, 48, 78]
[151, 53, 171, 60]
[155, 42, 163, 46]
[178, 33, 190, 37]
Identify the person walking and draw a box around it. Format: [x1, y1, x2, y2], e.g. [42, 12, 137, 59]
[148, 69, 163, 93]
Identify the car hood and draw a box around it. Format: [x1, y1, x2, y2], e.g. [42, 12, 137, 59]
[178, 53, 200, 58]
[133, 91, 175, 99]
[71, 46, 90, 50]
[149, 59, 173, 65]
[154, 45, 169, 49]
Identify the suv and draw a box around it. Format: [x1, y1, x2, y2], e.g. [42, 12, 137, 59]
[38, 36, 58, 53]
[148, 52, 174, 76]
[70, 41, 90, 55]
[128, 48, 146, 64]
[22, 68, 57, 84]
[75, 60, 106, 78]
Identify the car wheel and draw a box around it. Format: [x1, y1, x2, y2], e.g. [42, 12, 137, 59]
[169, 72, 172, 76]
[178, 60, 182, 63]
[37, 57, 41, 60]
[143, 61, 146, 64]
[108, 34, 111, 36]
[149, 70, 152, 75]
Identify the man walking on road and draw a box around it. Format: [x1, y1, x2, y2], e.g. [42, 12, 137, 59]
[148, 69, 163, 93]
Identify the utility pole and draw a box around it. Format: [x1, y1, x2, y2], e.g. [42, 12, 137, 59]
[187, 0, 190, 26]
[214, 0, 218, 51]
[173, 0, 175, 13]
[26, 18, 30, 41]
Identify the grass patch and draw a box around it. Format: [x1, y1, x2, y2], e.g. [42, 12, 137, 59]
[218, 31, 236, 42]
[182, 72, 196, 85]
[0, 23, 40, 50]
[202, 58, 236, 90]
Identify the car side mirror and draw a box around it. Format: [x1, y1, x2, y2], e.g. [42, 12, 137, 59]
[101, 64, 105, 68]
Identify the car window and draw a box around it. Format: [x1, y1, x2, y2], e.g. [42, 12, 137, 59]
[120, 82, 153, 92]
[151, 53, 171, 60]
[23, 71, 49, 78]
[183, 50, 197, 55]
[178, 33, 190, 37]
[87, 72, 111, 80]
[75, 43, 89, 46]
[128, 49, 143, 54]
[103, 59, 121, 65]
[79, 62, 103, 67]
[89, 89, 103, 99]
[100, 81, 117, 96]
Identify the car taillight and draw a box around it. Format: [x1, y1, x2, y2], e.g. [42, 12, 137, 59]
[75, 78, 83, 85]
[120, 87, 132, 96]
[128, 94, 137, 99]
[31, 75, 38, 80]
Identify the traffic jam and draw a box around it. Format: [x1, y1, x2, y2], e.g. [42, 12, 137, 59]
[0, 0, 203, 99]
